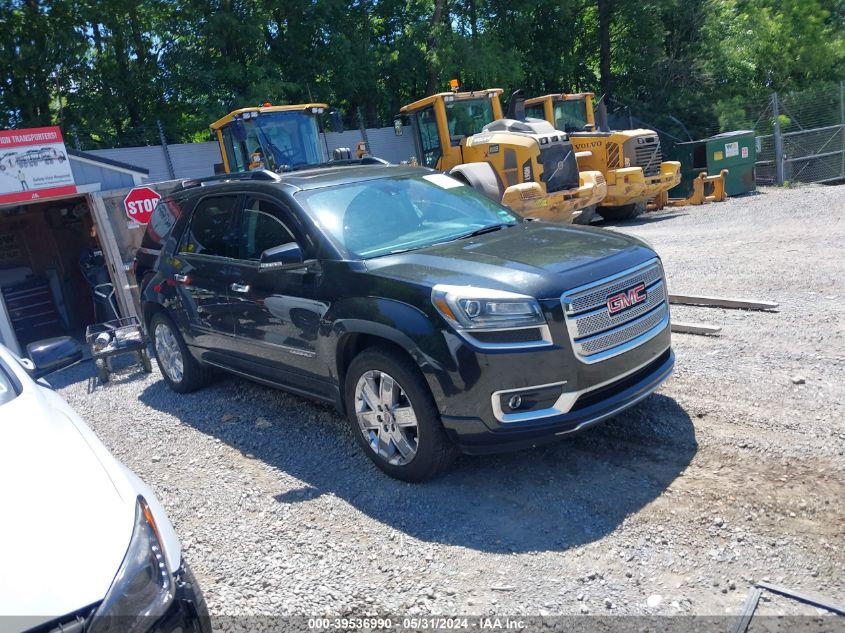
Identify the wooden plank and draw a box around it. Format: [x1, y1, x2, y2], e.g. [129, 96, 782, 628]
[671, 321, 722, 336]
[755, 582, 845, 617]
[669, 294, 779, 311]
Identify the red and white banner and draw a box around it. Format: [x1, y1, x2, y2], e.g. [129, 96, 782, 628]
[0, 126, 76, 205]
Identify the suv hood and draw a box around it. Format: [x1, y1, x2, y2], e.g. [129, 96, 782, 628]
[0, 387, 133, 623]
[364, 222, 656, 298]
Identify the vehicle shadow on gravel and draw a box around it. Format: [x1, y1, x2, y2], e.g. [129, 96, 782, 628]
[139, 377, 696, 554]
[595, 212, 687, 228]
[47, 356, 151, 392]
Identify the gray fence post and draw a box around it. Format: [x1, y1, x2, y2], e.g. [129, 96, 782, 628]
[157, 119, 176, 180]
[840, 81, 844, 180]
[71, 125, 81, 151]
[357, 108, 370, 154]
[772, 93, 785, 186]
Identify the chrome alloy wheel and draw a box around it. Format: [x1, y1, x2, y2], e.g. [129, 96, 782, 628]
[354, 370, 419, 465]
[154, 322, 184, 383]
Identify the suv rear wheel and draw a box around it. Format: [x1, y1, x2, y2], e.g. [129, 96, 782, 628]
[344, 347, 456, 482]
[150, 312, 211, 393]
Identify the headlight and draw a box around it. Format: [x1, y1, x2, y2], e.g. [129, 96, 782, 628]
[432, 285, 546, 330]
[88, 497, 174, 633]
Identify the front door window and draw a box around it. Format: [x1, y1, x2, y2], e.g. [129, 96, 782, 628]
[416, 107, 442, 168]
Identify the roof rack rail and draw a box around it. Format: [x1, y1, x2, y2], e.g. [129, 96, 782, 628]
[178, 169, 281, 190]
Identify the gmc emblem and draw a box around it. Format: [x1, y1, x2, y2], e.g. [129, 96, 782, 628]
[607, 282, 647, 315]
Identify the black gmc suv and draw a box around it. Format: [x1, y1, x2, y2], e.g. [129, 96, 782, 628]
[136, 164, 673, 481]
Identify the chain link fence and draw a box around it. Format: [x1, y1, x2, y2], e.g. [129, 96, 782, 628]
[755, 83, 845, 185]
[610, 83, 845, 187]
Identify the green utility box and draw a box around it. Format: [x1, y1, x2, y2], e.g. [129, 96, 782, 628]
[667, 130, 757, 198]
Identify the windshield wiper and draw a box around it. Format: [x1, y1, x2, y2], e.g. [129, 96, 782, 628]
[452, 223, 516, 241]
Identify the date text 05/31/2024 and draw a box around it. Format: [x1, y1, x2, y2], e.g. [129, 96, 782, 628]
[307, 617, 527, 630]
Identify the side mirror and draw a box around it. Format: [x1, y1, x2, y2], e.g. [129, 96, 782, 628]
[259, 242, 306, 271]
[393, 119, 403, 136]
[26, 336, 83, 379]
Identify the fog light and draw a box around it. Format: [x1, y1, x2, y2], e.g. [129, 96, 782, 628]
[508, 395, 523, 410]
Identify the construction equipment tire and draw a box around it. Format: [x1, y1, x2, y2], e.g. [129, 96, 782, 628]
[573, 205, 597, 225]
[598, 201, 647, 221]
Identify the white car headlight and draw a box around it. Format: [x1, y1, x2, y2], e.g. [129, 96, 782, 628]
[432, 285, 545, 330]
[88, 496, 174, 633]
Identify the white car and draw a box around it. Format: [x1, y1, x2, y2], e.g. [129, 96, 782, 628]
[0, 338, 209, 633]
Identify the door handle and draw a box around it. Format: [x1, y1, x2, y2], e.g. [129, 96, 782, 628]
[230, 282, 250, 293]
[173, 273, 189, 283]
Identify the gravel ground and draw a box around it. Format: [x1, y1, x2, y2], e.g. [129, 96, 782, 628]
[52, 183, 844, 621]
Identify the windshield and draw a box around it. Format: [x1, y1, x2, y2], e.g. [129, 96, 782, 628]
[296, 173, 519, 259]
[242, 111, 323, 170]
[553, 99, 590, 133]
[445, 98, 494, 138]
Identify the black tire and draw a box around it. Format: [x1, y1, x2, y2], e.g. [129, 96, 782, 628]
[344, 346, 457, 482]
[140, 348, 153, 373]
[149, 312, 212, 393]
[573, 204, 597, 225]
[598, 201, 647, 221]
[96, 358, 109, 384]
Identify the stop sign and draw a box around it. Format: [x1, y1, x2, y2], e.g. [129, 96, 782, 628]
[123, 186, 161, 224]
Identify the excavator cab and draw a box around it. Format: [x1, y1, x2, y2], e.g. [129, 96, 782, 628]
[210, 103, 328, 174]
[396, 89, 504, 171]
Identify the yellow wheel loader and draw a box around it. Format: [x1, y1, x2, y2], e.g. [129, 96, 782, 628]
[395, 88, 606, 224]
[211, 102, 333, 173]
[524, 93, 681, 220]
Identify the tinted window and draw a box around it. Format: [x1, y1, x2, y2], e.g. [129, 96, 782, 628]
[141, 197, 183, 250]
[553, 99, 589, 133]
[445, 98, 494, 138]
[238, 199, 296, 261]
[525, 104, 545, 120]
[179, 195, 238, 257]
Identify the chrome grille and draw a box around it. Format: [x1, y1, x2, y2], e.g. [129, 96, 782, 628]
[574, 280, 666, 337]
[561, 259, 670, 363]
[579, 307, 667, 354]
[568, 264, 663, 313]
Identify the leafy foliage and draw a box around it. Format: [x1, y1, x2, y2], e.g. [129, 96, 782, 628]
[1, 0, 843, 146]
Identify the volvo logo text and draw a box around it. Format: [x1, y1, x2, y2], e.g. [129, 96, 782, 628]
[607, 282, 647, 315]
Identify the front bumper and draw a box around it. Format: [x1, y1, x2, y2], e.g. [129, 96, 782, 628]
[153, 561, 211, 633]
[602, 162, 681, 206]
[441, 347, 674, 454]
[502, 170, 608, 223]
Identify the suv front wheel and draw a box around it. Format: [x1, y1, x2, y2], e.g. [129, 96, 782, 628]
[344, 347, 456, 482]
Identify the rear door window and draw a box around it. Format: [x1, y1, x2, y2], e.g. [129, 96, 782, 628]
[237, 198, 297, 261]
[179, 195, 239, 257]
